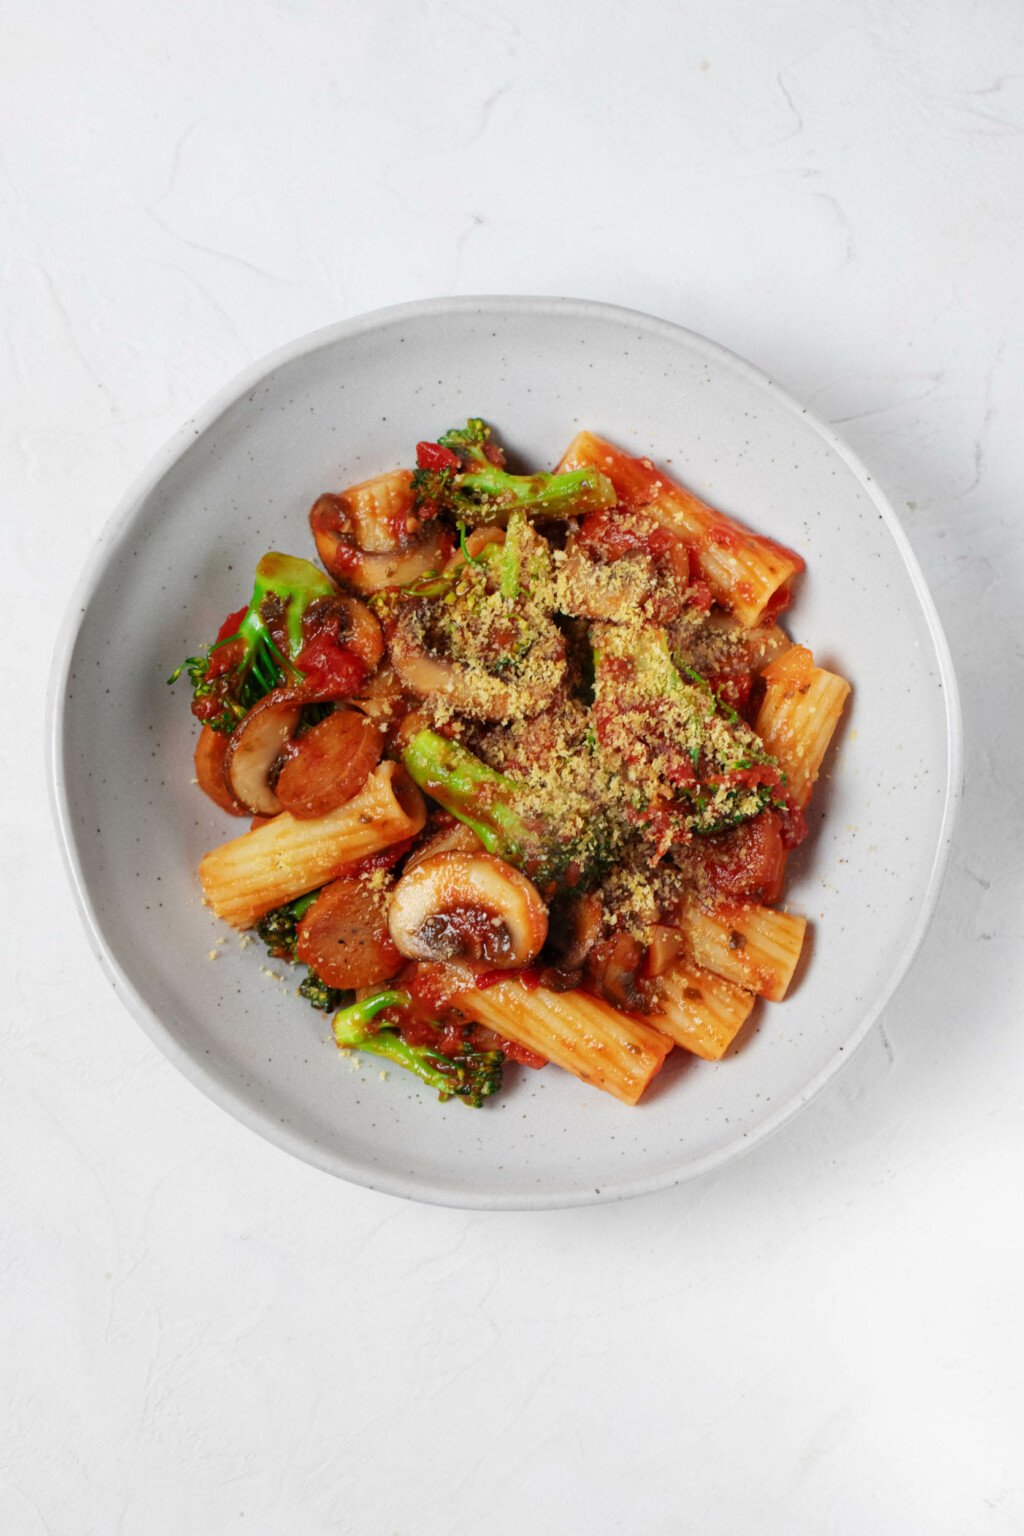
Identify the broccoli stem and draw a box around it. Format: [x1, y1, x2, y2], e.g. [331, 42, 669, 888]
[499, 510, 524, 599]
[416, 418, 617, 526]
[455, 464, 617, 524]
[401, 728, 603, 890]
[243, 552, 336, 660]
[332, 989, 503, 1107]
[401, 730, 537, 868]
[333, 989, 412, 1037]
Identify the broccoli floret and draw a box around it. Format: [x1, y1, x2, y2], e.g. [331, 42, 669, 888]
[256, 889, 320, 959]
[169, 552, 336, 731]
[413, 418, 616, 526]
[298, 971, 347, 1013]
[333, 990, 504, 1107]
[257, 892, 346, 1011]
[592, 626, 785, 836]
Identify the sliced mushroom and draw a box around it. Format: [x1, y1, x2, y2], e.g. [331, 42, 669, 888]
[585, 933, 654, 1013]
[668, 607, 791, 692]
[300, 593, 384, 673]
[557, 531, 685, 625]
[543, 891, 603, 970]
[390, 600, 566, 722]
[351, 661, 405, 728]
[310, 491, 445, 593]
[388, 852, 548, 968]
[389, 609, 461, 699]
[644, 924, 687, 978]
[336, 595, 385, 672]
[391, 706, 435, 756]
[224, 691, 302, 815]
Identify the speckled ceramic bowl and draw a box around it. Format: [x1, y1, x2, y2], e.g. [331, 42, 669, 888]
[48, 297, 961, 1208]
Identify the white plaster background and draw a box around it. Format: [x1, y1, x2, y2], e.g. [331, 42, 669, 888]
[4, 1, 1023, 1531]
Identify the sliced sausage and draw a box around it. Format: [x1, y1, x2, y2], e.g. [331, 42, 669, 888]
[274, 708, 383, 819]
[194, 725, 247, 816]
[296, 876, 403, 989]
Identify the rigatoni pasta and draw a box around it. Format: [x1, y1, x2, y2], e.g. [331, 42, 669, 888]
[673, 901, 807, 1002]
[557, 430, 805, 627]
[200, 762, 425, 927]
[172, 416, 849, 1111]
[648, 960, 757, 1061]
[331, 468, 415, 552]
[453, 974, 672, 1105]
[754, 645, 851, 809]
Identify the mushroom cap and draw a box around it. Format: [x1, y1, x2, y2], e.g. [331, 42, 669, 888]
[544, 891, 604, 971]
[388, 852, 548, 968]
[404, 822, 483, 873]
[390, 600, 566, 722]
[310, 492, 445, 593]
[224, 692, 302, 815]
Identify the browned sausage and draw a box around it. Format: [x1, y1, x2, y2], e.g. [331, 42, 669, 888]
[274, 709, 383, 819]
[296, 877, 402, 989]
[194, 725, 247, 816]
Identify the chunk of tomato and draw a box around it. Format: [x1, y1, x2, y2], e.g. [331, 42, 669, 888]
[696, 811, 787, 904]
[215, 606, 247, 643]
[293, 632, 366, 696]
[416, 441, 462, 473]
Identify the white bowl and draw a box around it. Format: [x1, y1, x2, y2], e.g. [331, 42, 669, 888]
[48, 297, 962, 1208]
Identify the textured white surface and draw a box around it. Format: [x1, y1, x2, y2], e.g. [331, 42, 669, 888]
[4, 0, 1022, 1530]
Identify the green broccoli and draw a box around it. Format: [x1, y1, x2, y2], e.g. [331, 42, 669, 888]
[401, 728, 614, 891]
[333, 989, 504, 1107]
[169, 552, 336, 731]
[592, 625, 784, 835]
[392, 507, 533, 608]
[401, 729, 549, 880]
[257, 891, 347, 1012]
[297, 971, 347, 1013]
[413, 419, 616, 526]
[498, 509, 526, 599]
[257, 890, 320, 959]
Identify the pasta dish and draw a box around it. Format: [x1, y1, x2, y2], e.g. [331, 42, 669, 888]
[172, 420, 849, 1107]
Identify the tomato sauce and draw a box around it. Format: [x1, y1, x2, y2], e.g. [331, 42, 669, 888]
[704, 519, 743, 552]
[215, 606, 247, 642]
[331, 838, 417, 881]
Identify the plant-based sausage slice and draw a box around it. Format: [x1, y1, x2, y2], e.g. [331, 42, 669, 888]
[274, 709, 383, 819]
[296, 877, 403, 989]
[194, 725, 247, 815]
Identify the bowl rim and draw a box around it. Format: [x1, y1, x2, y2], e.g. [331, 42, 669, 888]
[47, 294, 964, 1209]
